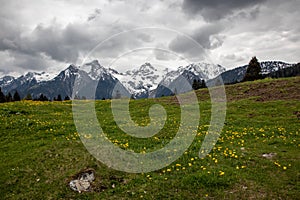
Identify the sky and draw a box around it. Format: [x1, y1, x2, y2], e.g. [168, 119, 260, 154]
[0, 0, 299, 76]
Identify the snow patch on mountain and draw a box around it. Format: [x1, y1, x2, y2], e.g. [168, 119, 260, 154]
[110, 62, 169, 97]
[29, 72, 56, 82]
[159, 63, 226, 87]
[79, 60, 115, 81]
[0, 76, 15, 87]
[260, 61, 295, 74]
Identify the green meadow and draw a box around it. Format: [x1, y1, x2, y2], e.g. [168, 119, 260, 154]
[0, 77, 299, 199]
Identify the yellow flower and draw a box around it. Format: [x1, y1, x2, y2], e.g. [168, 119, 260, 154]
[283, 166, 287, 170]
[219, 171, 225, 176]
[167, 168, 171, 172]
[84, 134, 92, 139]
[188, 163, 192, 167]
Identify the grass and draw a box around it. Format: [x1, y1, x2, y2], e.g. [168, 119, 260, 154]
[0, 77, 299, 199]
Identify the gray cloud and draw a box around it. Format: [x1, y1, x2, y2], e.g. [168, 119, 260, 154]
[192, 24, 225, 49]
[169, 23, 225, 60]
[0, 15, 136, 72]
[182, 0, 266, 21]
[87, 8, 101, 21]
[153, 47, 177, 61]
[0, 0, 299, 76]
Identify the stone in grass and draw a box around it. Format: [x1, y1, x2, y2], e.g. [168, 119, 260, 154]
[262, 152, 277, 159]
[69, 169, 95, 193]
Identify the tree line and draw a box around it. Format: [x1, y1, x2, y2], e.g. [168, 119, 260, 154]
[191, 56, 271, 91]
[0, 89, 70, 103]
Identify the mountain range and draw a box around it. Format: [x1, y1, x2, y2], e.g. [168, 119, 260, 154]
[0, 60, 298, 100]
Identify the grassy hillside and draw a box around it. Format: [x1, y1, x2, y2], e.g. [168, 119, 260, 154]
[0, 77, 299, 199]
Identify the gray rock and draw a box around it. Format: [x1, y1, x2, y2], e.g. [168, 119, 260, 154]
[69, 169, 95, 193]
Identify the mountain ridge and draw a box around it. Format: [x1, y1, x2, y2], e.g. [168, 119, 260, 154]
[0, 60, 297, 99]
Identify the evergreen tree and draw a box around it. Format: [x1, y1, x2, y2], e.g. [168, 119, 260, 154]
[201, 80, 207, 88]
[192, 79, 201, 90]
[0, 88, 5, 103]
[192, 79, 206, 90]
[56, 94, 62, 101]
[13, 91, 21, 101]
[242, 57, 262, 82]
[6, 92, 12, 102]
[24, 93, 32, 100]
[38, 94, 48, 101]
[64, 96, 70, 101]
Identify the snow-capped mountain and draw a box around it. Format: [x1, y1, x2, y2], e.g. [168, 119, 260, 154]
[110, 62, 168, 98]
[211, 61, 297, 85]
[0, 76, 15, 88]
[159, 63, 226, 87]
[29, 64, 128, 100]
[155, 63, 226, 97]
[0, 60, 297, 100]
[260, 61, 294, 74]
[27, 71, 56, 82]
[79, 60, 112, 80]
[0, 62, 128, 100]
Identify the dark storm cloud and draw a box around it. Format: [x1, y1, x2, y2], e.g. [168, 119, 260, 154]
[0, 0, 299, 75]
[0, 18, 21, 51]
[0, 18, 138, 71]
[169, 23, 225, 59]
[0, 23, 82, 66]
[192, 24, 225, 49]
[182, 0, 266, 21]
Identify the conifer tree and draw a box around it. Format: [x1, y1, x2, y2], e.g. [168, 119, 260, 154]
[13, 91, 21, 101]
[38, 94, 48, 101]
[242, 57, 262, 82]
[64, 96, 70, 101]
[6, 92, 12, 102]
[0, 88, 6, 103]
[24, 93, 32, 100]
[192, 79, 201, 90]
[57, 94, 62, 101]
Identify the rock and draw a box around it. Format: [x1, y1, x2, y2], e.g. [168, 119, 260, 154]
[79, 170, 95, 182]
[262, 152, 277, 159]
[69, 180, 91, 193]
[69, 169, 95, 193]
